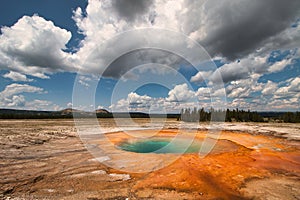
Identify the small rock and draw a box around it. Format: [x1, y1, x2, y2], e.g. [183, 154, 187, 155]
[91, 170, 106, 175]
[109, 173, 131, 181]
[89, 156, 110, 162]
[215, 164, 222, 168]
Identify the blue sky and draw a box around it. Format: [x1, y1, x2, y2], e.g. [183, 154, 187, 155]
[0, 0, 299, 112]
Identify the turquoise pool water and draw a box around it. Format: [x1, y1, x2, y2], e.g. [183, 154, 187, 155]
[117, 137, 201, 154]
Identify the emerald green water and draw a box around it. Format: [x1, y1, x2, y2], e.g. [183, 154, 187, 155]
[118, 138, 201, 154]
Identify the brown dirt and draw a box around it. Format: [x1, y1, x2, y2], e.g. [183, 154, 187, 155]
[0, 119, 299, 199]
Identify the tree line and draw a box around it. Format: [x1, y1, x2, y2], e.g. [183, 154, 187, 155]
[0, 108, 299, 122]
[278, 112, 300, 123]
[180, 108, 300, 122]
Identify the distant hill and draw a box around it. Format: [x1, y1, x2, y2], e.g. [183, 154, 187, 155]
[60, 108, 79, 114]
[257, 112, 287, 118]
[95, 109, 109, 114]
[0, 108, 56, 118]
[0, 108, 95, 119]
[0, 108, 179, 119]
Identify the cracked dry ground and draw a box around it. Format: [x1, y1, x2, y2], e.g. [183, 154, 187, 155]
[0, 120, 299, 200]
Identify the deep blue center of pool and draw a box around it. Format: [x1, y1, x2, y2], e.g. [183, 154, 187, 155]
[118, 138, 201, 154]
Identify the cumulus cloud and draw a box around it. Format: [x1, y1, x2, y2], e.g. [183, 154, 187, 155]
[166, 83, 195, 102]
[274, 77, 300, 98]
[109, 74, 300, 112]
[25, 99, 62, 111]
[0, 83, 62, 111]
[0, 83, 50, 109]
[110, 93, 175, 113]
[110, 83, 200, 112]
[127, 92, 152, 108]
[72, 0, 214, 79]
[110, 83, 227, 113]
[206, 52, 297, 85]
[224, 76, 300, 111]
[190, 71, 213, 83]
[288, 77, 300, 93]
[195, 87, 211, 100]
[3, 71, 33, 82]
[267, 85, 300, 110]
[207, 55, 266, 84]
[6, 95, 26, 107]
[268, 58, 292, 73]
[67, 102, 73, 108]
[110, 73, 298, 112]
[0, 83, 45, 97]
[110, 92, 154, 112]
[0, 15, 75, 78]
[261, 81, 278, 96]
[225, 74, 263, 99]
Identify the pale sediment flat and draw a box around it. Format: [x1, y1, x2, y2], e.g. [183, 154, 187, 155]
[0, 119, 299, 200]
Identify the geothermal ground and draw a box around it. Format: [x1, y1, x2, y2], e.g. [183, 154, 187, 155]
[0, 119, 299, 200]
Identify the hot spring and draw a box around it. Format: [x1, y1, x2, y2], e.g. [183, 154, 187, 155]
[117, 137, 202, 154]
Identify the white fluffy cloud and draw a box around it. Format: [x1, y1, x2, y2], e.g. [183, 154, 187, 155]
[274, 77, 300, 98]
[224, 76, 300, 111]
[166, 83, 195, 102]
[110, 93, 183, 113]
[261, 81, 278, 95]
[189, 51, 297, 89]
[3, 71, 33, 82]
[0, 83, 44, 97]
[267, 92, 300, 110]
[110, 83, 227, 112]
[208, 55, 268, 84]
[0, 15, 75, 78]
[288, 77, 300, 93]
[195, 87, 211, 99]
[110, 92, 154, 112]
[190, 71, 213, 83]
[0, 83, 42, 107]
[67, 102, 73, 108]
[71, 0, 192, 77]
[226, 74, 262, 98]
[0, 83, 61, 110]
[110, 71, 300, 112]
[268, 58, 292, 73]
[25, 99, 62, 111]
